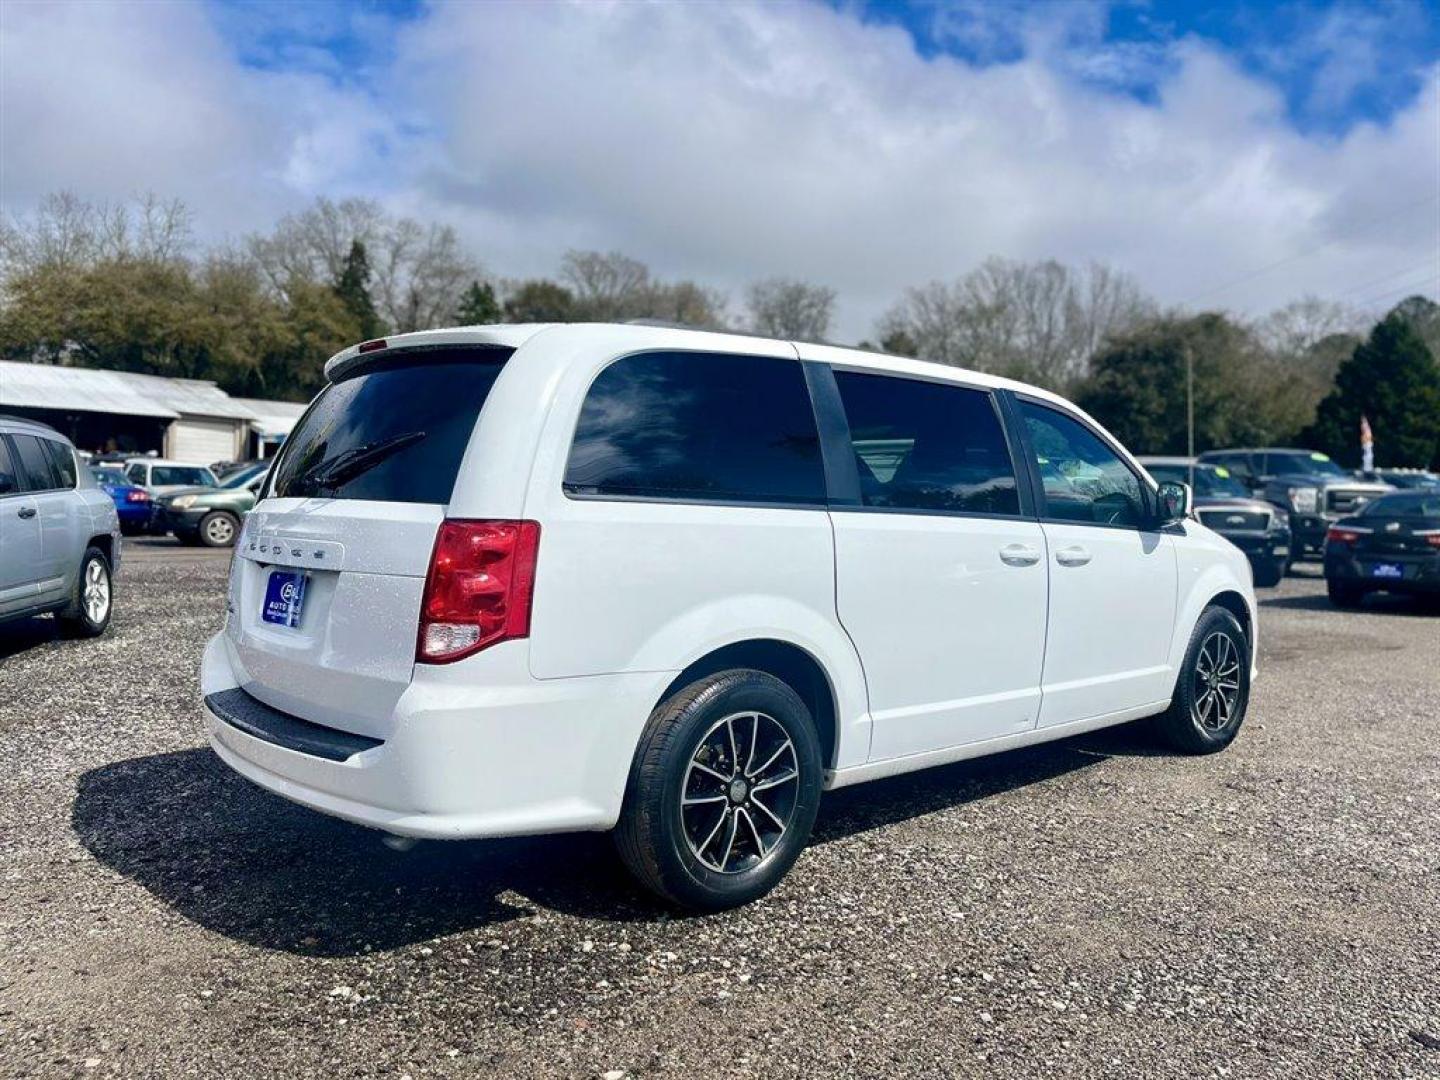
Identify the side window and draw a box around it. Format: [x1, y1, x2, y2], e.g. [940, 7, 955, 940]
[564, 351, 825, 505]
[0, 438, 18, 495]
[832, 371, 1020, 516]
[41, 440, 77, 488]
[126, 464, 146, 486]
[10, 435, 59, 492]
[1018, 402, 1147, 527]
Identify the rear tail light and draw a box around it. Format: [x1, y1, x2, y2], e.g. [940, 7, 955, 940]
[1326, 526, 1364, 544]
[417, 520, 540, 663]
[126, 490, 150, 503]
[1420, 531, 1440, 549]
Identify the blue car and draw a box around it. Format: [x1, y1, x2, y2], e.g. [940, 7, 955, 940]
[90, 467, 154, 535]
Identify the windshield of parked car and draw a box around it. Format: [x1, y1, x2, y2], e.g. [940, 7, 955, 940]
[150, 466, 218, 487]
[1360, 493, 1440, 518]
[1148, 464, 1249, 498]
[1268, 452, 1348, 477]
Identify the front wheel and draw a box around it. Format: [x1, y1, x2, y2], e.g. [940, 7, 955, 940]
[58, 547, 113, 639]
[615, 669, 823, 911]
[197, 511, 239, 548]
[1153, 606, 1250, 754]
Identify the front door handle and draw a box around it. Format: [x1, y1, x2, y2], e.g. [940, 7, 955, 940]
[999, 543, 1042, 567]
[17, 506, 36, 519]
[1054, 545, 1091, 567]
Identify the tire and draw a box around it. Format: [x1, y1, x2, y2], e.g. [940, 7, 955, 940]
[197, 511, 240, 548]
[1252, 560, 1283, 589]
[615, 669, 823, 911]
[58, 546, 112, 639]
[1327, 580, 1365, 608]
[1153, 606, 1250, 755]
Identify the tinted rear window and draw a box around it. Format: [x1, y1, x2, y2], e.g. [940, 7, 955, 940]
[833, 371, 1019, 516]
[564, 351, 825, 505]
[271, 349, 512, 504]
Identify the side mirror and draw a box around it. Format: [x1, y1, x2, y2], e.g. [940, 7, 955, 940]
[1155, 480, 1192, 525]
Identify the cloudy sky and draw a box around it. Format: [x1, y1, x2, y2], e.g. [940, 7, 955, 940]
[3, 0, 1438, 340]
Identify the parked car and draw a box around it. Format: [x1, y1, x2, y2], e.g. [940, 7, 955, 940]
[1323, 490, 1440, 608]
[1138, 457, 1291, 586]
[122, 458, 219, 495]
[1196, 448, 1391, 558]
[201, 324, 1258, 911]
[1361, 468, 1440, 490]
[0, 416, 120, 636]
[89, 467, 154, 536]
[155, 466, 268, 547]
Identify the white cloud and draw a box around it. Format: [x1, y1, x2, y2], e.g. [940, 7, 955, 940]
[3, 0, 1437, 340]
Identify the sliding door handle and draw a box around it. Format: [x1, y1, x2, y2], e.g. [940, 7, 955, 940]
[1054, 545, 1092, 567]
[999, 543, 1042, 567]
[16, 506, 37, 519]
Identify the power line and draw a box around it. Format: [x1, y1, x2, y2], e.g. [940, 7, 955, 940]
[1330, 256, 1440, 303]
[1184, 192, 1440, 306]
[1351, 272, 1440, 311]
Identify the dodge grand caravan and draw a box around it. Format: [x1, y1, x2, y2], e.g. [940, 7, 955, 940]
[201, 324, 1257, 910]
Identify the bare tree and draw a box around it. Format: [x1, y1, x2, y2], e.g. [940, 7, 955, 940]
[746, 277, 835, 340]
[1253, 296, 1361, 356]
[877, 257, 1155, 390]
[561, 250, 652, 319]
[1, 191, 193, 274]
[247, 197, 481, 331]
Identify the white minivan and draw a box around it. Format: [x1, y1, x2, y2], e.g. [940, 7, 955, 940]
[201, 323, 1257, 910]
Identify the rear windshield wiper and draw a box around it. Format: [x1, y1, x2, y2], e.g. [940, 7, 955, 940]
[296, 431, 427, 493]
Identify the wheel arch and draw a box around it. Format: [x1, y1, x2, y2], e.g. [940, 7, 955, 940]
[655, 639, 845, 772]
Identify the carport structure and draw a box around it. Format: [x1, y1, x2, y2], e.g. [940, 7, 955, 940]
[0, 361, 262, 461]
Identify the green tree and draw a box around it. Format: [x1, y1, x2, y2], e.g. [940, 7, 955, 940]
[1075, 313, 1313, 455]
[503, 279, 575, 322]
[333, 240, 384, 339]
[1307, 301, 1440, 469]
[455, 279, 501, 324]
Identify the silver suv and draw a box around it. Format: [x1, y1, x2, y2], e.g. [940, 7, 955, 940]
[0, 416, 121, 636]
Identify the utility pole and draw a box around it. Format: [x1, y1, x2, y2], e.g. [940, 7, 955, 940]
[1186, 343, 1195, 488]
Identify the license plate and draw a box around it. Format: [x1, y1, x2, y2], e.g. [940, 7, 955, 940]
[262, 570, 308, 627]
[1370, 562, 1404, 580]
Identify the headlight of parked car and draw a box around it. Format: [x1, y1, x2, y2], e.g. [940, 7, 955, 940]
[170, 495, 198, 510]
[1287, 486, 1319, 513]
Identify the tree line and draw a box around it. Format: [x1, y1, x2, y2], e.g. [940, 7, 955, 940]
[2, 191, 1437, 467]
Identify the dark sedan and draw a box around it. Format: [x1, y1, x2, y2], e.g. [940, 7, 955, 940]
[1324, 491, 1440, 608]
[1140, 457, 1291, 586]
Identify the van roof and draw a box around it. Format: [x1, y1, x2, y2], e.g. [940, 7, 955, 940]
[124, 457, 215, 469]
[323, 322, 1066, 406]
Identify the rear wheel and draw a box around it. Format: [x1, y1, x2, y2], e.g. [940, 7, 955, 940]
[1153, 606, 1250, 754]
[198, 511, 239, 548]
[58, 546, 112, 639]
[1327, 579, 1365, 608]
[615, 669, 823, 911]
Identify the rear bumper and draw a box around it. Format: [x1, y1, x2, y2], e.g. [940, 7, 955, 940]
[200, 633, 672, 839]
[1324, 549, 1440, 593]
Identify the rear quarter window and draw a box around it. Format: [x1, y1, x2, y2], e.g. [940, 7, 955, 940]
[564, 351, 825, 506]
[270, 348, 512, 505]
[41, 440, 78, 488]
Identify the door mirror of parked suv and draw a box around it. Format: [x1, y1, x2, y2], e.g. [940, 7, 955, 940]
[1155, 480, 1192, 525]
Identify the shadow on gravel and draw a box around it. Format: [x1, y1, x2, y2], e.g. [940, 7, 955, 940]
[811, 720, 1159, 844]
[72, 748, 661, 956]
[75, 724, 1159, 954]
[0, 614, 61, 660]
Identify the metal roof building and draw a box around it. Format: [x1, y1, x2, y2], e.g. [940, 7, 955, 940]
[0, 361, 297, 463]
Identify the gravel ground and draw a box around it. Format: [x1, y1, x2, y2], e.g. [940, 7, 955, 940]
[1, 550, 1438, 1079]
